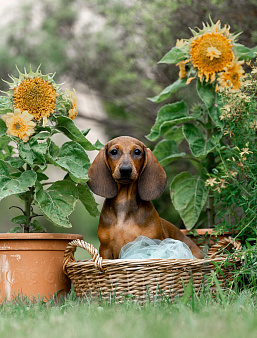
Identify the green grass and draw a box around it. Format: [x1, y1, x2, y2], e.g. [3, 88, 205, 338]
[1, 289, 257, 338]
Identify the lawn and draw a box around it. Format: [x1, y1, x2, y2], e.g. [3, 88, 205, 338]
[1, 289, 257, 338]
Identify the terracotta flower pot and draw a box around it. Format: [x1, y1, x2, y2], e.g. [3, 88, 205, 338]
[181, 228, 237, 249]
[0, 233, 83, 302]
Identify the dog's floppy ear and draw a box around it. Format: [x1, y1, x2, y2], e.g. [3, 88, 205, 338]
[138, 148, 167, 201]
[87, 148, 118, 198]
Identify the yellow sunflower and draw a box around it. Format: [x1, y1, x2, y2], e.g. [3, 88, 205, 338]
[13, 77, 57, 121]
[177, 60, 188, 79]
[66, 88, 78, 120]
[2, 108, 36, 142]
[216, 59, 245, 91]
[189, 27, 234, 83]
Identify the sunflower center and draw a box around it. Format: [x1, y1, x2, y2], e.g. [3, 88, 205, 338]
[13, 77, 57, 121]
[207, 46, 221, 60]
[12, 117, 28, 134]
[232, 72, 239, 81]
[14, 123, 21, 130]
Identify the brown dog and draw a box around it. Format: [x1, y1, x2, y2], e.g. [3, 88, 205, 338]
[87, 136, 202, 259]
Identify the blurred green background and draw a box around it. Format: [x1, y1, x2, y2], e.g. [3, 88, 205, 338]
[0, 0, 256, 254]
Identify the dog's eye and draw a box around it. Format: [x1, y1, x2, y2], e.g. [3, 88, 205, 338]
[110, 149, 118, 156]
[134, 148, 142, 156]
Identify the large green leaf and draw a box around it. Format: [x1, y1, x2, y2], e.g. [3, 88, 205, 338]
[18, 139, 48, 169]
[5, 157, 25, 168]
[149, 78, 187, 103]
[153, 139, 186, 167]
[208, 105, 224, 129]
[196, 81, 224, 128]
[146, 101, 192, 142]
[30, 138, 48, 167]
[0, 119, 7, 137]
[164, 126, 185, 143]
[53, 141, 90, 183]
[55, 116, 97, 151]
[0, 160, 37, 201]
[170, 172, 208, 230]
[183, 123, 222, 157]
[78, 183, 99, 217]
[158, 46, 188, 64]
[0, 97, 12, 114]
[233, 44, 257, 61]
[0, 136, 13, 161]
[196, 80, 215, 108]
[35, 180, 78, 228]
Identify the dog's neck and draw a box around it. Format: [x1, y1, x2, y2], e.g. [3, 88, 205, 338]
[104, 181, 151, 215]
[115, 182, 138, 202]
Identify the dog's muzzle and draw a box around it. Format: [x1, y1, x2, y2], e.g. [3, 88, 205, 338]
[119, 165, 132, 177]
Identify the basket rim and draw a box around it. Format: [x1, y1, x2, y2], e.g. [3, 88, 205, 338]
[67, 254, 234, 267]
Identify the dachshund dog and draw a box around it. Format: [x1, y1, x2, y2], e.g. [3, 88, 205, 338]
[87, 136, 202, 259]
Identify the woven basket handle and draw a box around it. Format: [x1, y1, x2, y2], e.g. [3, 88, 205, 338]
[63, 239, 104, 274]
[208, 236, 242, 259]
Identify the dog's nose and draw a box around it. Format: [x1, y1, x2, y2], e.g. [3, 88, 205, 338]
[119, 165, 132, 177]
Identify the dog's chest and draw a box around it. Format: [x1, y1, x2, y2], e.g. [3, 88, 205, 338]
[109, 200, 141, 230]
[99, 200, 161, 244]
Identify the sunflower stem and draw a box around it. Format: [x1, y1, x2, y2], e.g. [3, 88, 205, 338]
[206, 107, 216, 228]
[23, 164, 33, 233]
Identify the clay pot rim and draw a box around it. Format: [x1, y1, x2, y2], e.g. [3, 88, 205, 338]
[181, 228, 235, 235]
[0, 233, 83, 240]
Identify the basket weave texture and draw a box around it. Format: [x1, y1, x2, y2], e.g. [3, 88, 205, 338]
[63, 237, 241, 303]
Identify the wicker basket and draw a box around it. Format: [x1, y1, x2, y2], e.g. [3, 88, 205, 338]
[63, 237, 241, 303]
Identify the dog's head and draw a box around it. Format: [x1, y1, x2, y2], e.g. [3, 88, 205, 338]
[87, 136, 167, 201]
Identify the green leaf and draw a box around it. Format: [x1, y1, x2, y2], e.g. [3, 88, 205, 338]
[94, 139, 105, 150]
[0, 97, 12, 114]
[0, 119, 7, 137]
[11, 215, 27, 225]
[31, 131, 51, 140]
[78, 183, 100, 217]
[183, 123, 222, 157]
[149, 78, 187, 103]
[208, 105, 224, 129]
[0, 136, 13, 160]
[35, 180, 78, 228]
[0, 135, 10, 147]
[30, 219, 47, 232]
[36, 172, 49, 182]
[53, 141, 90, 183]
[5, 157, 25, 168]
[0, 161, 37, 201]
[158, 46, 188, 64]
[163, 126, 185, 144]
[30, 139, 48, 166]
[146, 101, 197, 142]
[233, 44, 257, 61]
[55, 116, 97, 151]
[8, 226, 22, 233]
[81, 129, 90, 136]
[170, 172, 209, 230]
[48, 140, 60, 158]
[153, 139, 186, 167]
[196, 80, 215, 108]
[18, 139, 48, 169]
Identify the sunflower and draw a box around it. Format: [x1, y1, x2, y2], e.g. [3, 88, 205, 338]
[177, 60, 188, 79]
[2, 108, 36, 142]
[13, 77, 57, 121]
[216, 59, 245, 91]
[66, 88, 78, 120]
[190, 31, 234, 83]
